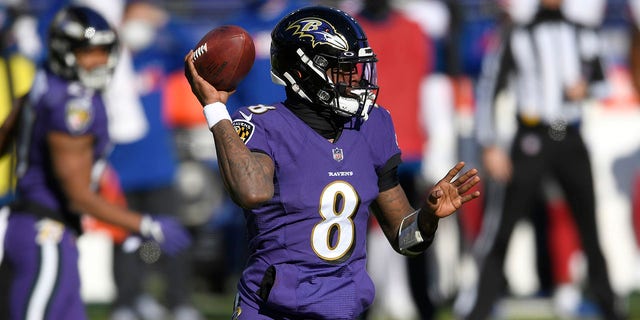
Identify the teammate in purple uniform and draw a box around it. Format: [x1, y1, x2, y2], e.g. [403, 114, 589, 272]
[0, 6, 191, 320]
[184, 6, 480, 320]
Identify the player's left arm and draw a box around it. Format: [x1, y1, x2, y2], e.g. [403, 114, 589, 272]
[372, 161, 480, 255]
[48, 132, 142, 231]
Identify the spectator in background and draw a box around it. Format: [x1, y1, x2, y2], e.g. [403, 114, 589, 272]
[626, 0, 640, 288]
[454, 0, 626, 319]
[106, 1, 201, 320]
[630, 0, 640, 96]
[225, 0, 307, 112]
[411, 0, 482, 309]
[355, 0, 442, 319]
[0, 5, 190, 319]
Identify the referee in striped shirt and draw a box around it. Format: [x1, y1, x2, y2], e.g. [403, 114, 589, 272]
[456, 0, 626, 319]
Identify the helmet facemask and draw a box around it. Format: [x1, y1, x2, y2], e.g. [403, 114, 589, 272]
[274, 47, 379, 121]
[325, 51, 378, 121]
[76, 57, 117, 89]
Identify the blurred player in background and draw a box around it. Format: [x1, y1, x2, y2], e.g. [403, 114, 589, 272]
[0, 5, 190, 320]
[184, 5, 480, 319]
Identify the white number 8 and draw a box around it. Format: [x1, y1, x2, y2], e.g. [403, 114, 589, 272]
[311, 181, 359, 261]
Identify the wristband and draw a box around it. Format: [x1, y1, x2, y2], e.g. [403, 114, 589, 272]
[203, 102, 231, 129]
[139, 214, 164, 242]
[398, 209, 424, 256]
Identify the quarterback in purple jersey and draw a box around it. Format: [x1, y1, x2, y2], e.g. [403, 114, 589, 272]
[185, 6, 480, 320]
[0, 6, 190, 320]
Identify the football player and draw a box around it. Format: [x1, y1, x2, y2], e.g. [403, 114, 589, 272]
[184, 6, 480, 320]
[0, 6, 190, 320]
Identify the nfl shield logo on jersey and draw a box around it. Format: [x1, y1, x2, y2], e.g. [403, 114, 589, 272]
[332, 148, 344, 162]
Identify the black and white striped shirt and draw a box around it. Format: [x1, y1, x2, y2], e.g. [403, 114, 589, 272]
[475, 8, 608, 147]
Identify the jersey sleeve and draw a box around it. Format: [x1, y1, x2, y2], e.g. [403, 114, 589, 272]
[366, 106, 402, 170]
[231, 107, 274, 157]
[47, 90, 98, 136]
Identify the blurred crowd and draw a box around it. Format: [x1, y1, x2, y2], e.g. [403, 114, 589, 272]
[2, 0, 640, 319]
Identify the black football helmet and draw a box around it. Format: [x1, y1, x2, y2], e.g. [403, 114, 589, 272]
[47, 5, 119, 89]
[271, 6, 378, 120]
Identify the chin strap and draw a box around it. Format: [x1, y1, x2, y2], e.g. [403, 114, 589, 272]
[282, 71, 312, 102]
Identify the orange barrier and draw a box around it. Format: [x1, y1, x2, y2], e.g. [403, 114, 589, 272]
[82, 164, 129, 244]
[163, 70, 206, 128]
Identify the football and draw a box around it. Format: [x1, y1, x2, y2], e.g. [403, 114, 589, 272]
[192, 25, 255, 91]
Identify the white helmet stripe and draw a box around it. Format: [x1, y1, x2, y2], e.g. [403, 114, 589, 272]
[296, 48, 330, 83]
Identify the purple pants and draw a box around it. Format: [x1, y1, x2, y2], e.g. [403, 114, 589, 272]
[1, 212, 86, 320]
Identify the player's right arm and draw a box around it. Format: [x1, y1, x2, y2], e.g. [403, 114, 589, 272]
[184, 50, 274, 209]
[210, 120, 275, 209]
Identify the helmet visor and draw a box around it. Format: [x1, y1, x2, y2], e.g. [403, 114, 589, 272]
[329, 57, 378, 91]
[357, 59, 377, 86]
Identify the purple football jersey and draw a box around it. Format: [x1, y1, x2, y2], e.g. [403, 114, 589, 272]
[14, 70, 110, 228]
[231, 103, 400, 319]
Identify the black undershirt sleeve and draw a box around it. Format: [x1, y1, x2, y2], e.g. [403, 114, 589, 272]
[377, 153, 402, 192]
[249, 148, 269, 155]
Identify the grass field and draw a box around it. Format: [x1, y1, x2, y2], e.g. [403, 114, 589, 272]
[86, 290, 640, 320]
